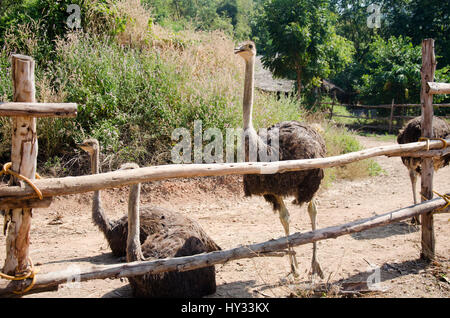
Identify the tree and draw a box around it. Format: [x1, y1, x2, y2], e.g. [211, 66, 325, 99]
[390, 0, 450, 67]
[355, 35, 422, 105]
[261, 0, 354, 99]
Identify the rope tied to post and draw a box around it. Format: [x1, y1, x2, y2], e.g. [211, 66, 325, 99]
[418, 137, 448, 152]
[0, 163, 43, 294]
[0, 162, 43, 200]
[433, 191, 450, 212]
[0, 257, 39, 294]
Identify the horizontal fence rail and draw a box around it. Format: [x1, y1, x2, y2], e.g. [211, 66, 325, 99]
[0, 102, 77, 118]
[323, 100, 450, 133]
[427, 82, 450, 95]
[321, 102, 450, 109]
[0, 138, 448, 205]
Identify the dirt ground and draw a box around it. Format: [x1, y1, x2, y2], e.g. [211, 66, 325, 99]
[2, 136, 449, 298]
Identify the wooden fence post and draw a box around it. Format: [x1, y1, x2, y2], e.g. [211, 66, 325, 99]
[420, 39, 436, 261]
[3, 55, 38, 278]
[329, 92, 336, 121]
[389, 99, 395, 133]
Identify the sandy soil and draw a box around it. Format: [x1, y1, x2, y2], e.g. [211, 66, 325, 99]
[2, 136, 449, 298]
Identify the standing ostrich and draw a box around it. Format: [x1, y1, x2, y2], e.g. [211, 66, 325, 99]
[235, 41, 326, 278]
[122, 163, 221, 298]
[397, 116, 450, 224]
[80, 139, 221, 297]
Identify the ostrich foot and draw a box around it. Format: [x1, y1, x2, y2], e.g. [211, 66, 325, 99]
[289, 258, 300, 278]
[411, 216, 421, 225]
[310, 259, 324, 280]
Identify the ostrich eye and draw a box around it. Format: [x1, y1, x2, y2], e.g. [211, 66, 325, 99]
[249, 44, 253, 49]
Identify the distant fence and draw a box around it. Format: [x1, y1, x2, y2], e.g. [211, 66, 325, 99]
[321, 101, 450, 133]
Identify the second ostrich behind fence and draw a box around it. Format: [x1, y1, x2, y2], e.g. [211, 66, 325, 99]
[397, 116, 450, 224]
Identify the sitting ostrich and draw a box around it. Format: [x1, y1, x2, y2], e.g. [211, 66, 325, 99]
[235, 41, 326, 278]
[123, 163, 221, 297]
[80, 139, 154, 257]
[397, 116, 450, 224]
[80, 140, 221, 297]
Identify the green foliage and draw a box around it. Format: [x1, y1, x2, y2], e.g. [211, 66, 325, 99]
[51, 34, 240, 165]
[259, 0, 354, 99]
[329, 0, 450, 109]
[0, 0, 128, 63]
[321, 122, 384, 186]
[0, 51, 12, 102]
[142, 0, 255, 39]
[384, 0, 450, 67]
[142, 0, 234, 35]
[356, 35, 422, 105]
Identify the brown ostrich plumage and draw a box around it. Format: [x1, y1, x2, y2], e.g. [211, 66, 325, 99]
[397, 116, 450, 224]
[80, 139, 220, 297]
[397, 116, 450, 174]
[244, 121, 326, 209]
[127, 204, 220, 298]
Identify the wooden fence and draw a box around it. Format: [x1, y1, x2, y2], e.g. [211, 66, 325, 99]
[0, 39, 449, 297]
[323, 100, 450, 133]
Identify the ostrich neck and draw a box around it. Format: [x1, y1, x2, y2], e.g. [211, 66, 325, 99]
[91, 149, 111, 234]
[92, 149, 100, 202]
[243, 56, 255, 131]
[127, 183, 143, 262]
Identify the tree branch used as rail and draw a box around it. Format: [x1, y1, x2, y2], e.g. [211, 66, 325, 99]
[388, 147, 450, 158]
[0, 195, 448, 296]
[427, 82, 450, 95]
[0, 139, 448, 203]
[0, 102, 77, 118]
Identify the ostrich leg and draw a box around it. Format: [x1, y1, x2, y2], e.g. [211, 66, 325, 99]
[276, 196, 299, 277]
[409, 169, 421, 225]
[307, 199, 324, 279]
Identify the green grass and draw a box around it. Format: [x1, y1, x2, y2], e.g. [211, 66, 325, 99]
[357, 132, 397, 142]
[321, 122, 385, 187]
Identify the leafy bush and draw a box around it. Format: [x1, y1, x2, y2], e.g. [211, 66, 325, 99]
[322, 122, 384, 186]
[356, 35, 422, 105]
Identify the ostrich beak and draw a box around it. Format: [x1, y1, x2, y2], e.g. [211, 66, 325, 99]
[234, 46, 245, 54]
[78, 142, 90, 152]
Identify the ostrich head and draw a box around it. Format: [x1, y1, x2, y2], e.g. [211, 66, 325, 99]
[79, 138, 101, 175]
[79, 138, 99, 156]
[235, 41, 256, 61]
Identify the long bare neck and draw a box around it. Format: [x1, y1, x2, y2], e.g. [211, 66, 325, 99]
[127, 183, 143, 262]
[91, 149, 111, 234]
[243, 56, 255, 131]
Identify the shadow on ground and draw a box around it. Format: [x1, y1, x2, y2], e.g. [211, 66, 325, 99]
[42, 252, 122, 266]
[350, 221, 419, 240]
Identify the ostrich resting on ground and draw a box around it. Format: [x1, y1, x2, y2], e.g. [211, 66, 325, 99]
[235, 41, 326, 278]
[80, 139, 221, 297]
[397, 116, 450, 224]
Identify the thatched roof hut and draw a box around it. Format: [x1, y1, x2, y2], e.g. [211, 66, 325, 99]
[254, 56, 295, 94]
